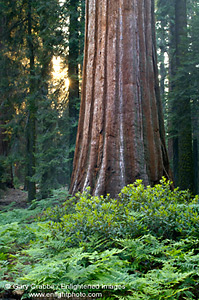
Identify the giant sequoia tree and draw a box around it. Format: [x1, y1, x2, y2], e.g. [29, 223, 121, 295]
[70, 0, 171, 197]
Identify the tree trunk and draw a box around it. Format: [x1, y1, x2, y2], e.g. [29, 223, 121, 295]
[0, 14, 14, 189]
[68, 0, 80, 178]
[175, 0, 194, 192]
[70, 0, 171, 197]
[167, 2, 179, 186]
[168, 0, 194, 192]
[26, 0, 36, 201]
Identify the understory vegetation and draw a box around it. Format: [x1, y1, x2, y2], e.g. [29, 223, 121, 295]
[0, 178, 199, 299]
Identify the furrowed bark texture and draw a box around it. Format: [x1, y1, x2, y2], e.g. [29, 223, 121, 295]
[70, 0, 170, 197]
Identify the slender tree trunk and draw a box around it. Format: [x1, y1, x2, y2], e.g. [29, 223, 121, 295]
[168, 0, 194, 192]
[38, 9, 54, 199]
[0, 18, 6, 156]
[26, 0, 36, 201]
[68, 0, 80, 178]
[70, 0, 171, 197]
[0, 21, 6, 158]
[167, 0, 178, 185]
[0, 20, 7, 189]
[39, 51, 53, 199]
[0, 15, 14, 188]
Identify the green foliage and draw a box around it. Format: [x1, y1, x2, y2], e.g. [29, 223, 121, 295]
[0, 0, 85, 195]
[120, 178, 199, 239]
[42, 178, 199, 244]
[1, 179, 199, 299]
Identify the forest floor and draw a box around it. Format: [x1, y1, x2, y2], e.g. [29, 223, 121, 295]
[0, 188, 28, 210]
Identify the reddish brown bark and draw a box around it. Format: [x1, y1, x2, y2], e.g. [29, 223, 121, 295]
[70, 0, 171, 197]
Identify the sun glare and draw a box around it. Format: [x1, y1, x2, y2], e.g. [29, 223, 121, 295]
[52, 56, 69, 91]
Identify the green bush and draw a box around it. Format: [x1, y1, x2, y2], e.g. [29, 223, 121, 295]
[42, 188, 147, 246]
[120, 178, 199, 239]
[43, 178, 199, 245]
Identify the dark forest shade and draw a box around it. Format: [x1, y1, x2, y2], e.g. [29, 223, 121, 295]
[175, 0, 194, 192]
[70, 0, 171, 197]
[26, 0, 36, 201]
[68, 0, 80, 178]
[168, 0, 194, 193]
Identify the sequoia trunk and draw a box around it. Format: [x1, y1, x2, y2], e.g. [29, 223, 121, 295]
[70, 0, 170, 197]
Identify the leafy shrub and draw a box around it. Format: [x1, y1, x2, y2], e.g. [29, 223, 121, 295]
[43, 178, 199, 246]
[42, 188, 147, 247]
[120, 178, 199, 239]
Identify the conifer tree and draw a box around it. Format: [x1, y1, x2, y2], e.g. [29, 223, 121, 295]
[0, 0, 70, 198]
[156, 0, 199, 193]
[25, 0, 37, 201]
[0, 0, 23, 188]
[70, 0, 171, 197]
[175, 0, 194, 192]
[67, 0, 85, 178]
[166, 0, 194, 192]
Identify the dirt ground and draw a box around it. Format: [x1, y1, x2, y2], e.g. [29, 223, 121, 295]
[0, 188, 28, 210]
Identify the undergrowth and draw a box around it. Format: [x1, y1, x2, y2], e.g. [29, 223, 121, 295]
[0, 179, 199, 299]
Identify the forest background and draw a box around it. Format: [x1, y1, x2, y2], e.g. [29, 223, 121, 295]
[0, 0, 199, 200]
